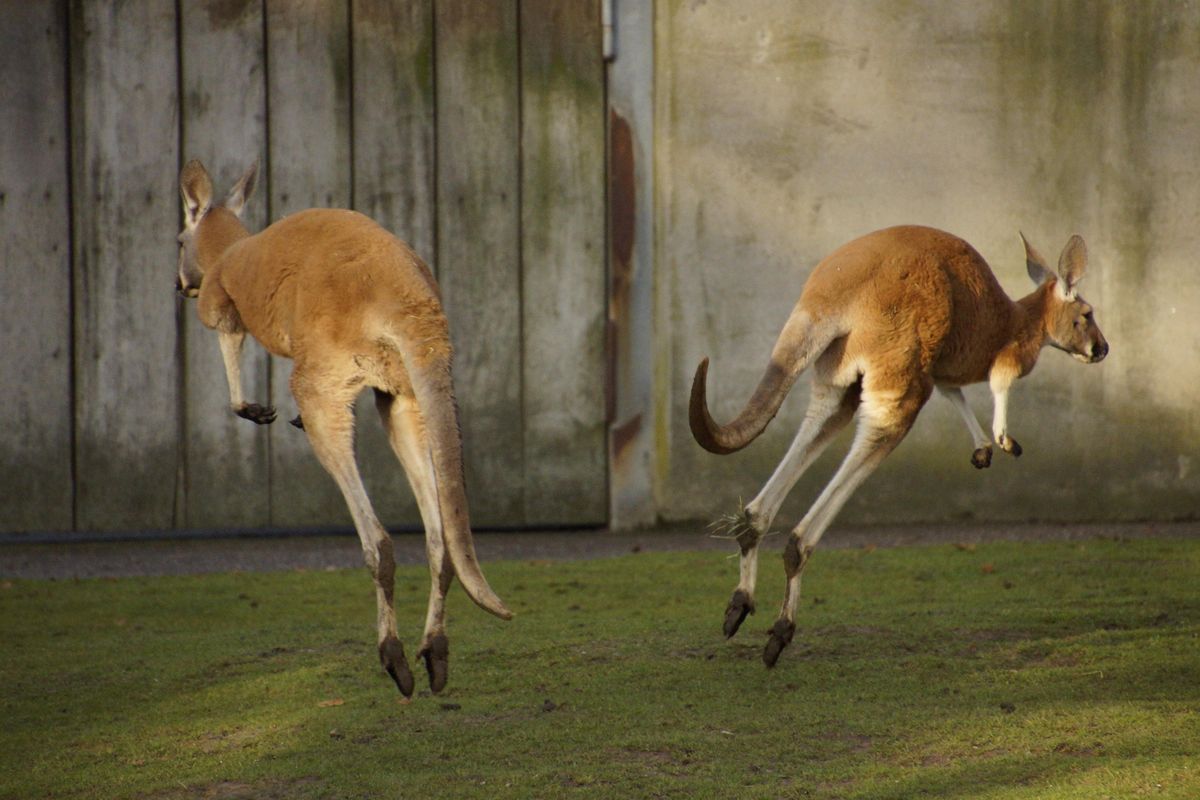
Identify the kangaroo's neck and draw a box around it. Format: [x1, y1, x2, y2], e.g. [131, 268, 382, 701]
[1000, 283, 1054, 378]
[198, 208, 252, 268]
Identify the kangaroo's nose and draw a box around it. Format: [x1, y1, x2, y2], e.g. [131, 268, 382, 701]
[1092, 341, 1109, 362]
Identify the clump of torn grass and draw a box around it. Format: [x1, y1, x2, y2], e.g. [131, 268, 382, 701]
[706, 499, 779, 554]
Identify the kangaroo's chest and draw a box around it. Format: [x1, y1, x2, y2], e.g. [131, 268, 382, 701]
[221, 263, 296, 359]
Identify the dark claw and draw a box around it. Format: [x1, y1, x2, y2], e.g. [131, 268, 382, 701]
[289, 415, 304, 430]
[971, 446, 992, 469]
[723, 589, 756, 639]
[418, 633, 450, 695]
[236, 403, 277, 425]
[379, 636, 414, 697]
[1000, 435, 1023, 458]
[762, 619, 796, 668]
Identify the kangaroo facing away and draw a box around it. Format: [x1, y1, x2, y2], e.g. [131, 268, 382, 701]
[176, 159, 511, 697]
[690, 225, 1108, 667]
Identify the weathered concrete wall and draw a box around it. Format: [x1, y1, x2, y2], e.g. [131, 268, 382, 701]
[656, 0, 1200, 525]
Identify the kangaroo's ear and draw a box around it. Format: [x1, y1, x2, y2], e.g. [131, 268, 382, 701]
[1021, 231, 1055, 287]
[180, 160, 213, 229]
[1057, 234, 1087, 296]
[223, 160, 259, 217]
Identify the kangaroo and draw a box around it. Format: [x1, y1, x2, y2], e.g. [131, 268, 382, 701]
[690, 225, 1108, 667]
[176, 159, 511, 697]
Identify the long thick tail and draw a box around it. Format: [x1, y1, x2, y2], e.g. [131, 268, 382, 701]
[394, 325, 512, 621]
[690, 310, 832, 455]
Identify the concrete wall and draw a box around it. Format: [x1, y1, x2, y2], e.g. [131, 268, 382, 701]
[655, 0, 1200, 525]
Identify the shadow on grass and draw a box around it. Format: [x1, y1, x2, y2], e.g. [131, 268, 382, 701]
[1, 537, 1197, 799]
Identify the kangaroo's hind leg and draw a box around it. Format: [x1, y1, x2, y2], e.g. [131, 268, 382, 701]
[291, 372, 413, 697]
[375, 389, 454, 694]
[723, 379, 861, 638]
[764, 375, 931, 667]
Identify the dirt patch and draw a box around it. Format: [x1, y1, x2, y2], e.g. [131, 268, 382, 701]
[606, 745, 696, 779]
[1053, 740, 1106, 757]
[823, 729, 874, 755]
[191, 726, 263, 755]
[138, 777, 322, 799]
[953, 626, 1031, 644]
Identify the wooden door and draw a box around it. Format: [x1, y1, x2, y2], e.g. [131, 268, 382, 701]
[0, 0, 607, 534]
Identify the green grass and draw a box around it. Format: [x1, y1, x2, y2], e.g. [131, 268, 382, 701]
[1, 536, 1198, 799]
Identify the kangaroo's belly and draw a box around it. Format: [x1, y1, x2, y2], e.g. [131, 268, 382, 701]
[930, 351, 994, 386]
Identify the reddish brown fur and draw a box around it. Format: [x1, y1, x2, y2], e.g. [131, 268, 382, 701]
[692, 224, 1108, 667]
[177, 159, 509, 698]
[198, 208, 447, 381]
[803, 226, 1046, 386]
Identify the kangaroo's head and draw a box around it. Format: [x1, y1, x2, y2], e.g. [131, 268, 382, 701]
[1022, 233, 1109, 364]
[176, 159, 258, 298]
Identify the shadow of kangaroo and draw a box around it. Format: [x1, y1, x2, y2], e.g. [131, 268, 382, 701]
[690, 225, 1108, 667]
[176, 159, 511, 697]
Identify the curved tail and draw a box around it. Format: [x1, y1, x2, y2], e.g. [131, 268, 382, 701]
[395, 328, 512, 621]
[690, 310, 832, 455]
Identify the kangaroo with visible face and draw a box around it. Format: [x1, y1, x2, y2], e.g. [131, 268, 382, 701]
[176, 159, 511, 697]
[690, 225, 1108, 667]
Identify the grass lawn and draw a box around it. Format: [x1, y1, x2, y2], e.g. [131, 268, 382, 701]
[1, 535, 1197, 799]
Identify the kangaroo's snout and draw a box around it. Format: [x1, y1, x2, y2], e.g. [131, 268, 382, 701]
[1091, 341, 1109, 363]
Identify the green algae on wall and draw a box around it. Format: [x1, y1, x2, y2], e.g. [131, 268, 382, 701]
[657, 0, 1200, 525]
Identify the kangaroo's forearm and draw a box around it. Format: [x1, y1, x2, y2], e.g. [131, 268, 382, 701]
[218, 329, 276, 425]
[217, 330, 245, 409]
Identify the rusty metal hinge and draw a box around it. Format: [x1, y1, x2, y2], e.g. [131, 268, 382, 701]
[602, 0, 616, 61]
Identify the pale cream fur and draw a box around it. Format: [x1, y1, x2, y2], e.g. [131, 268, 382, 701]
[177, 159, 510, 698]
[690, 225, 1108, 667]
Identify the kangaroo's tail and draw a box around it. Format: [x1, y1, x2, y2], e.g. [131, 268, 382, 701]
[392, 321, 512, 621]
[690, 310, 833, 455]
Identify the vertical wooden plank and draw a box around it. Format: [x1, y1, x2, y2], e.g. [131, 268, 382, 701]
[351, 0, 435, 261]
[71, 1, 180, 532]
[435, 1, 523, 526]
[265, 0, 352, 528]
[179, 0, 270, 529]
[0, 2, 73, 533]
[519, 0, 607, 524]
[350, 0, 435, 526]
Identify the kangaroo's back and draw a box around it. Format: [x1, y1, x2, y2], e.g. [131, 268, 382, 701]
[800, 225, 1018, 384]
[216, 208, 441, 360]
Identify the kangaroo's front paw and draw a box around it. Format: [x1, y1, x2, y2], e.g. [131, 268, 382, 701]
[971, 446, 993, 469]
[236, 403, 277, 425]
[723, 589, 756, 639]
[998, 434, 1022, 458]
[762, 619, 796, 668]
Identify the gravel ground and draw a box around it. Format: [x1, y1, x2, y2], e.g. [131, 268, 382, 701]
[1, 520, 1196, 581]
